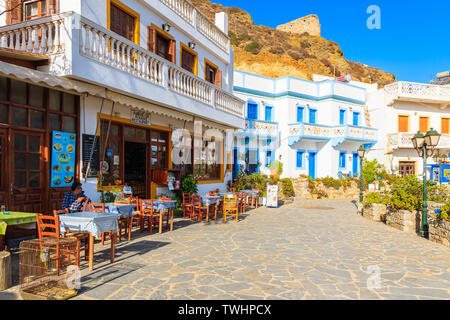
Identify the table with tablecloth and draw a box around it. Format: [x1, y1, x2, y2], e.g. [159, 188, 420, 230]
[59, 212, 121, 270]
[0, 212, 39, 251]
[139, 200, 176, 233]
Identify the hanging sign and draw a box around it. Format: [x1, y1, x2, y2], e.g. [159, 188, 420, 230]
[266, 184, 279, 208]
[51, 131, 76, 188]
[130, 107, 151, 126]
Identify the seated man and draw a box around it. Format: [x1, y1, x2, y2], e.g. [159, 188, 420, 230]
[62, 182, 91, 213]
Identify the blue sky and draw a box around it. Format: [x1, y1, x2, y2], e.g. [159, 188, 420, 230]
[217, 0, 450, 83]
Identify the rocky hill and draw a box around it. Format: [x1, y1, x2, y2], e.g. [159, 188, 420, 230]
[191, 0, 396, 86]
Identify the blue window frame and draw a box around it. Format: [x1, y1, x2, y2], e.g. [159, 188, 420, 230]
[265, 106, 273, 122]
[339, 151, 346, 168]
[247, 102, 258, 120]
[297, 106, 304, 122]
[353, 111, 360, 126]
[339, 109, 346, 125]
[309, 108, 317, 124]
[265, 150, 274, 167]
[266, 138, 272, 146]
[296, 151, 304, 168]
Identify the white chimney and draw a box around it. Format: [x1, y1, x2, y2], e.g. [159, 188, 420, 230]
[215, 12, 228, 34]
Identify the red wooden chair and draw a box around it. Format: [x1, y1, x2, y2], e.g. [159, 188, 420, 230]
[36, 214, 89, 267]
[126, 197, 141, 241]
[248, 189, 259, 208]
[182, 193, 193, 219]
[237, 192, 247, 213]
[82, 201, 89, 212]
[192, 195, 208, 222]
[139, 200, 160, 234]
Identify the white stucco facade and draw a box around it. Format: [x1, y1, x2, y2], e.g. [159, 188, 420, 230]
[232, 71, 378, 180]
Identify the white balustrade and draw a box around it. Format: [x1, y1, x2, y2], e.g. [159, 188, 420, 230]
[160, 0, 196, 25]
[389, 132, 450, 149]
[0, 14, 65, 55]
[385, 82, 450, 101]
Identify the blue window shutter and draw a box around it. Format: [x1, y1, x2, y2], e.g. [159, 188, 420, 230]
[339, 152, 346, 168]
[247, 103, 258, 120]
[297, 106, 304, 122]
[265, 106, 272, 122]
[353, 112, 359, 126]
[297, 151, 303, 168]
[309, 109, 316, 124]
[340, 110, 345, 125]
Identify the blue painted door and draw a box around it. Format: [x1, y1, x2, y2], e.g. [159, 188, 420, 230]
[309, 109, 317, 124]
[353, 153, 359, 177]
[247, 103, 258, 120]
[233, 148, 239, 180]
[339, 109, 346, 125]
[308, 152, 316, 179]
[353, 112, 360, 126]
[246, 148, 259, 174]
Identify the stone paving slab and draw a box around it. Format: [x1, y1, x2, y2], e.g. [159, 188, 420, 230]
[2, 199, 450, 300]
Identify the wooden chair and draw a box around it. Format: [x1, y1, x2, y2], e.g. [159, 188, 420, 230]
[223, 194, 239, 223]
[192, 195, 208, 222]
[229, 188, 236, 192]
[53, 208, 69, 216]
[247, 189, 259, 208]
[82, 201, 89, 212]
[127, 197, 141, 241]
[89, 203, 105, 212]
[182, 193, 193, 219]
[36, 214, 89, 267]
[237, 192, 247, 213]
[122, 192, 133, 200]
[53, 208, 90, 246]
[139, 200, 161, 234]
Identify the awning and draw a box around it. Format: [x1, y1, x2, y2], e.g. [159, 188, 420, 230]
[106, 91, 193, 122]
[0, 61, 105, 97]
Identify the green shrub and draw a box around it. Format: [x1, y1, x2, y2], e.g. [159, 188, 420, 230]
[363, 192, 389, 206]
[100, 191, 116, 203]
[439, 201, 450, 221]
[388, 189, 421, 211]
[428, 181, 448, 203]
[319, 177, 342, 190]
[280, 178, 294, 197]
[245, 41, 261, 54]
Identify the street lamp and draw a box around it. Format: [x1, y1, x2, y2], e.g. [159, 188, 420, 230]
[357, 145, 366, 203]
[412, 128, 441, 238]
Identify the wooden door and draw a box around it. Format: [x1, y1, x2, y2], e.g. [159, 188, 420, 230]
[10, 130, 45, 213]
[0, 129, 8, 209]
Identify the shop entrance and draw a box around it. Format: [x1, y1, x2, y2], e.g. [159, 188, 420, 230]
[124, 141, 147, 198]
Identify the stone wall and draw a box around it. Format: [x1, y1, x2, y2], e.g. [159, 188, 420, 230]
[292, 178, 359, 200]
[386, 209, 421, 234]
[428, 219, 450, 247]
[276, 15, 321, 37]
[363, 204, 387, 222]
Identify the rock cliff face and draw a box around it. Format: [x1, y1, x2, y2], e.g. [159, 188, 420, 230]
[276, 15, 321, 37]
[190, 0, 396, 86]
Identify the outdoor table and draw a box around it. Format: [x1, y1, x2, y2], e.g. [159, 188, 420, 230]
[102, 203, 136, 217]
[152, 200, 176, 233]
[59, 212, 121, 271]
[0, 212, 38, 251]
[200, 196, 221, 221]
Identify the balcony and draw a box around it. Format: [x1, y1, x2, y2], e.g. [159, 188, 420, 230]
[384, 82, 450, 109]
[236, 119, 279, 138]
[0, 12, 244, 127]
[388, 132, 450, 150]
[288, 123, 377, 147]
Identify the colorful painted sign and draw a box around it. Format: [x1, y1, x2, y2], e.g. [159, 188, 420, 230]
[266, 185, 279, 208]
[51, 131, 76, 188]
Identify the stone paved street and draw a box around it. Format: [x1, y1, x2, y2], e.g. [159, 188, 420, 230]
[3, 199, 450, 300]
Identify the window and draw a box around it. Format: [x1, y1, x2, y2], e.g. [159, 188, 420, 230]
[247, 102, 258, 120]
[353, 112, 360, 126]
[265, 150, 274, 167]
[309, 109, 317, 124]
[193, 136, 222, 180]
[419, 116, 429, 133]
[109, 1, 137, 43]
[25, 0, 47, 20]
[148, 24, 175, 63]
[151, 131, 169, 170]
[297, 106, 304, 122]
[204, 59, 222, 87]
[265, 106, 273, 122]
[399, 161, 415, 177]
[296, 151, 304, 168]
[266, 139, 272, 146]
[339, 152, 346, 168]
[339, 109, 346, 125]
[398, 115, 409, 132]
[181, 44, 197, 75]
[442, 118, 450, 134]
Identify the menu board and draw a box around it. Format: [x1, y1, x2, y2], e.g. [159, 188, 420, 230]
[266, 185, 279, 208]
[51, 131, 76, 188]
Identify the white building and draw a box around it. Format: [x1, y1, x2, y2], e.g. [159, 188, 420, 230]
[232, 71, 378, 180]
[366, 80, 450, 182]
[0, 0, 244, 212]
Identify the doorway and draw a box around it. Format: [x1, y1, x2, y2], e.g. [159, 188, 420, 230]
[124, 141, 147, 198]
[308, 151, 317, 179]
[353, 153, 359, 177]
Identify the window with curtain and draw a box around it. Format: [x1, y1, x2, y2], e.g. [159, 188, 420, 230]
[25, 0, 47, 20]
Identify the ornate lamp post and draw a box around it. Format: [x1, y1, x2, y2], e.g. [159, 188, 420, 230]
[412, 128, 441, 238]
[357, 145, 366, 203]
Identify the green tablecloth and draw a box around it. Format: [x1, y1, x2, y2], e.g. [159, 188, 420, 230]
[0, 212, 38, 235]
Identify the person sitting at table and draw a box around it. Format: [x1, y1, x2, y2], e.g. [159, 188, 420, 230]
[62, 182, 91, 212]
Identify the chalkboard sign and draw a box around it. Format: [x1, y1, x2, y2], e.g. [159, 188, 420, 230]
[82, 134, 99, 178]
